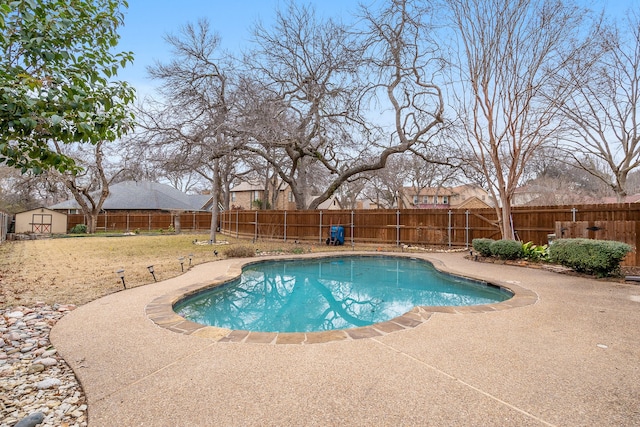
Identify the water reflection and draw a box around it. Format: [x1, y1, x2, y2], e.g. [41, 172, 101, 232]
[175, 257, 510, 333]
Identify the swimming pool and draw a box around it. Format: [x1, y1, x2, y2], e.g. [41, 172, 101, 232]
[174, 255, 512, 333]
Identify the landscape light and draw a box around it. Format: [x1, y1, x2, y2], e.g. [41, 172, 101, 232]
[188, 253, 193, 266]
[116, 269, 126, 289]
[214, 250, 218, 257]
[178, 256, 185, 272]
[147, 265, 156, 282]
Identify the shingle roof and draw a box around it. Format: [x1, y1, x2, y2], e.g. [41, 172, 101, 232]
[49, 181, 210, 211]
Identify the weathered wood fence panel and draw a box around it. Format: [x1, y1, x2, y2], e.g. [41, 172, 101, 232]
[63, 203, 640, 265]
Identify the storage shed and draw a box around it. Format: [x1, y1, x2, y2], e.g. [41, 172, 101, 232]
[15, 207, 67, 234]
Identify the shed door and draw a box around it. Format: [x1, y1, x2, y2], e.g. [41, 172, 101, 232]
[32, 214, 52, 233]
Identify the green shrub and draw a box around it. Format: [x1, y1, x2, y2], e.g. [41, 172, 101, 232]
[70, 224, 87, 234]
[472, 238, 494, 257]
[224, 245, 255, 258]
[548, 238, 632, 277]
[522, 241, 548, 262]
[489, 239, 524, 260]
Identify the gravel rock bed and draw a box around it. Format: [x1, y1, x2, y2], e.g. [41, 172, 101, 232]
[0, 304, 86, 427]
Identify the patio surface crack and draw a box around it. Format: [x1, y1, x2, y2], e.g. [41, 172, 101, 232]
[92, 342, 218, 404]
[372, 338, 557, 427]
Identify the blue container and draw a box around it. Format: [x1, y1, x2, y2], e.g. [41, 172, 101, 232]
[328, 225, 345, 245]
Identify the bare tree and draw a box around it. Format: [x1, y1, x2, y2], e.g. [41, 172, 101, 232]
[237, 2, 362, 209]
[558, 11, 640, 200]
[403, 135, 464, 205]
[333, 177, 367, 209]
[0, 166, 68, 213]
[516, 148, 614, 205]
[51, 140, 118, 233]
[361, 155, 410, 208]
[446, 0, 596, 239]
[139, 19, 238, 242]
[240, 0, 444, 210]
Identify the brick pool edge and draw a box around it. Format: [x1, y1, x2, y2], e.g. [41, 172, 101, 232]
[145, 252, 538, 345]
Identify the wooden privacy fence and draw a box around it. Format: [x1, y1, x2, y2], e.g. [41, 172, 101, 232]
[219, 203, 640, 247]
[67, 212, 213, 233]
[65, 203, 640, 264]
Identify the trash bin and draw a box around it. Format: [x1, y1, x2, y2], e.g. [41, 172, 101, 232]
[326, 225, 345, 246]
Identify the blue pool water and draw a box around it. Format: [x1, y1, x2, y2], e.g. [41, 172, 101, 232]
[174, 256, 512, 333]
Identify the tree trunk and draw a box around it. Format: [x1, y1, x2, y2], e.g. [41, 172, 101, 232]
[87, 214, 97, 234]
[209, 158, 220, 243]
[500, 201, 515, 241]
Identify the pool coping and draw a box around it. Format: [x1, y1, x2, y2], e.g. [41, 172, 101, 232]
[145, 252, 538, 344]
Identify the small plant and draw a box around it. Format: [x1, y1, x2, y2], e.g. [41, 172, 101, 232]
[472, 238, 494, 257]
[70, 224, 87, 234]
[291, 247, 305, 255]
[489, 239, 524, 260]
[224, 246, 255, 258]
[134, 228, 140, 234]
[522, 241, 548, 262]
[167, 224, 175, 233]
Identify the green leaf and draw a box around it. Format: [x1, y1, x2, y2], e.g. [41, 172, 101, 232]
[0, 0, 135, 175]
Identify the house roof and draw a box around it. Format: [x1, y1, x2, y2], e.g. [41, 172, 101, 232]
[231, 180, 290, 192]
[317, 196, 342, 210]
[49, 181, 210, 211]
[401, 186, 457, 196]
[15, 206, 67, 216]
[231, 181, 264, 192]
[455, 196, 492, 209]
[593, 194, 640, 204]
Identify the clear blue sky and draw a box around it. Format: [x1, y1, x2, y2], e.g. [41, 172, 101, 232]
[116, 0, 636, 96]
[117, 0, 363, 94]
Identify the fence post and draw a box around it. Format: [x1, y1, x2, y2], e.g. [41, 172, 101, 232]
[396, 210, 400, 246]
[148, 213, 151, 231]
[571, 207, 577, 222]
[126, 213, 129, 232]
[284, 211, 287, 242]
[319, 211, 323, 244]
[465, 210, 470, 248]
[254, 210, 258, 241]
[448, 209, 452, 247]
[236, 210, 239, 238]
[351, 210, 355, 247]
[0, 211, 6, 243]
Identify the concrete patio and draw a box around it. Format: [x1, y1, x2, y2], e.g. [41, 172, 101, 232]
[50, 252, 640, 426]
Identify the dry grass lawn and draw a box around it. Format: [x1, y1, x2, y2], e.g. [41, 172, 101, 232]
[0, 233, 386, 309]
